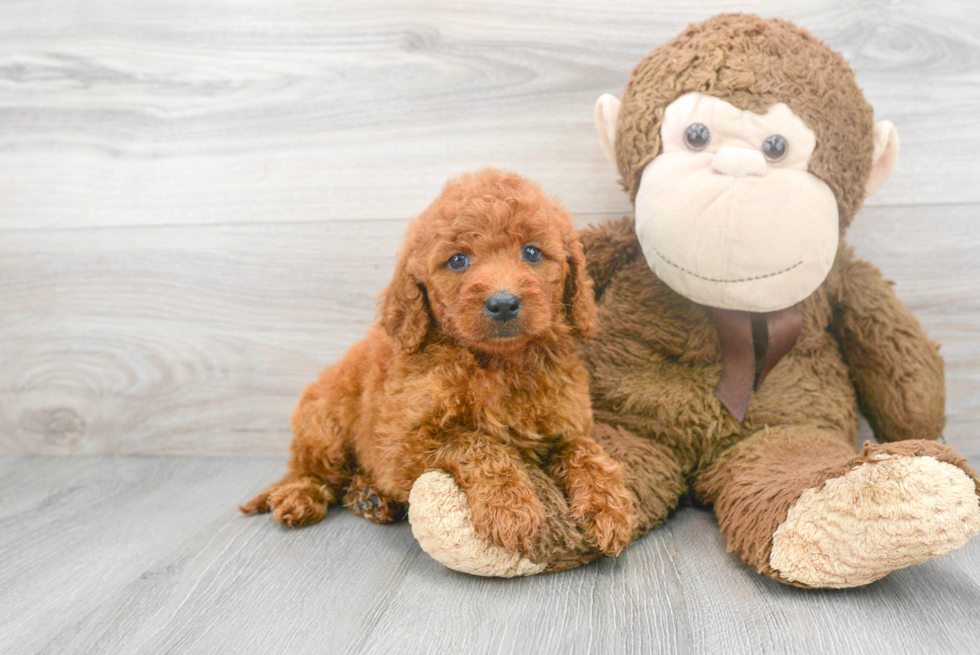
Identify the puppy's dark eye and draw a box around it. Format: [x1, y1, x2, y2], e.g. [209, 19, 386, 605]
[762, 134, 787, 161]
[447, 253, 469, 271]
[684, 123, 710, 151]
[522, 245, 542, 264]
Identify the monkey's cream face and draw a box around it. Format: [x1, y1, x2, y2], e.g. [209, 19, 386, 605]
[633, 92, 839, 312]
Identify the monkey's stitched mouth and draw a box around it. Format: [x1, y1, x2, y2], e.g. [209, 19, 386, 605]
[650, 246, 803, 283]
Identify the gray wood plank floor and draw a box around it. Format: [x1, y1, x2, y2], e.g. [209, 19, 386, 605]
[2, 455, 980, 655]
[3, 1, 980, 653]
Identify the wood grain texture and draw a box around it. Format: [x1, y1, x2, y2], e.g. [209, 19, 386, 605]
[3, 3, 980, 654]
[2, 0, 979, 458]
[1, 0, 980, 230]
[0, 220, 402, 456]
[3, 205, 978, 458]
[2, 456, 979, 655]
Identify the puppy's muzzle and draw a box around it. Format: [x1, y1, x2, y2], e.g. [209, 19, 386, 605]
[484, 291, 521, 323]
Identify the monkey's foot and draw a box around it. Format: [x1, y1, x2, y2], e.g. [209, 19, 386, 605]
[408, 470, 545, 577]
[770, 445, 980, 588]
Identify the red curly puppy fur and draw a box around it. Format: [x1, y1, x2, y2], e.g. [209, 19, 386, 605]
[241, 169, 634, 556]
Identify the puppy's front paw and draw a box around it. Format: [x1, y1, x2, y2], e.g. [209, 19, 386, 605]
[564, 455, 635, 556]
[575, 488, 634, 556]
[468, 483, 546, 554]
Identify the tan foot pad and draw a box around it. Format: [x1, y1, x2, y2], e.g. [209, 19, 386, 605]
[770, 455, 980, 588]
[408, 470, 545, 577]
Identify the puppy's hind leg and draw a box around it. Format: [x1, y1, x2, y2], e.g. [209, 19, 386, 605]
[240, 472, 334, 528]
[241, 381, 352, 528]
[343, 468, 407, 524]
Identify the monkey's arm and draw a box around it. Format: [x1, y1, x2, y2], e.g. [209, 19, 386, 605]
[579, 216, 643, 297]
[834, 253, 945, 442]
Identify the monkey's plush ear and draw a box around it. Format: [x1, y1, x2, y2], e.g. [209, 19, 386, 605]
[563, 234, 598, 339]
[379, 248, 430, 352]
[866, 120, 899, 196]
[594, 94, 621, 164]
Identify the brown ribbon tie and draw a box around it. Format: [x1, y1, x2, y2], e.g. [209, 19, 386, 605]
[709, 304, 802, 421]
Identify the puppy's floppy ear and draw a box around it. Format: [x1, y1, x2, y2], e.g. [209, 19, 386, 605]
[379, 227, 430, 352]
[563, 230, 598, 339]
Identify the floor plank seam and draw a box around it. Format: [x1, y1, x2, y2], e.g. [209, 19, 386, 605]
[342, 546, 425, 655]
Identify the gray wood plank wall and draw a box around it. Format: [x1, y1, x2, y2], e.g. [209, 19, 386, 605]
[2, 0, 980, 460]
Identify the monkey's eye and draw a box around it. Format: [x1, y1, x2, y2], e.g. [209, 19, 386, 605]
[447, 253, 469, 271]
[684, 123, 711, 151]
[762, 135, 787, 161]
[521, 245, 542, 264]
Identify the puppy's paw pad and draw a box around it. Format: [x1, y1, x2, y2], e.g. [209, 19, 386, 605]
[344, 486, 405, 524]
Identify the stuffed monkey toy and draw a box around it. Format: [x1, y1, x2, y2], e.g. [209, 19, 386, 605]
[389, 14, 980, 587]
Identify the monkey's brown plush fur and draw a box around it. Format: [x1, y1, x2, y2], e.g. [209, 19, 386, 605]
[400, 14, 980, 587]
[615, 15, 874, 227]
[241, 169, 633, 557]
[547, 15, 979, 584]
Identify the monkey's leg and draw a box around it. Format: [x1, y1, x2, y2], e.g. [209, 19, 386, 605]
[408, 422, 687, 576]
[695, 426, 980, 588]
[343, 468, 407, 524]
[240, 379, 351, 528]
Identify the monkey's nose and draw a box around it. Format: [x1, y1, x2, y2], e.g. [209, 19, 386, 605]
[485, 291, 521, 322]
[711, 146, 768, 177]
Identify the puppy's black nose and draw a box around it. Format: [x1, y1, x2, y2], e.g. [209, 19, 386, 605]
[485, 291, 521, 322]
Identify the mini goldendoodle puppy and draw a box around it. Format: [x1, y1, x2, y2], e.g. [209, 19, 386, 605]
[241, 169, 633, 556]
